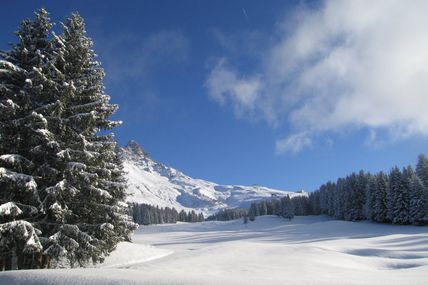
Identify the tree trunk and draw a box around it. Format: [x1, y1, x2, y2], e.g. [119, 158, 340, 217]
[4, 253, 12, 271]
[34, 253, 42, 269]
[41, 255, 51, 269]
[16, 246, 24, 270]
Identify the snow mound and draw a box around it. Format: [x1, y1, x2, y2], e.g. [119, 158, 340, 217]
[99, 241, 172, 268]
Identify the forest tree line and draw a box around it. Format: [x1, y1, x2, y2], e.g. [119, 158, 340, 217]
[206, 208, 247, 221]
[247, 195, 310, 221]
[248, 154, 428, 226]
[307, 154, 428, 225]
[130, 203, 204, 225]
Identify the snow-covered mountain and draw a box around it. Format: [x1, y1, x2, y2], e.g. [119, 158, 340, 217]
[122, 140, 304, 215]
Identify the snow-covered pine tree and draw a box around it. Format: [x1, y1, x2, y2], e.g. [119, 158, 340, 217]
[328, 182, 336, 216]
[343, 172, 366, 221]
[280, 197, 285, 217]
[41, 12, 136, 266]
[364, 174, 376, 221]
[0, 9, 60, 270]
[198, 212, 204, 222]
[412, 154, 428, 225]
[333, 178, 345, 219]
[416, 154, 428, 187]
[409, 170, 428, 225]
[90, 137, 137, 255]
[342, 175, 353, 220]
[309, 190, 320, 215]
[373, 171, 388, 223]
[281, 195, 294, 220]
[243, 214, 248, 224]
[272, 198, 281, 216]
[178, 210, 187, 222]
[318, 184, 328, 214]
[392, 166, 411, 224]
[248, 202, 257, 221]
[387, 167, 403, 224]
[259, 201, 268, 216]
[356, 170, 368, 220]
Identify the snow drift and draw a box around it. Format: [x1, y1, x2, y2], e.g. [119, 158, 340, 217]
[1, 216, 427, 285]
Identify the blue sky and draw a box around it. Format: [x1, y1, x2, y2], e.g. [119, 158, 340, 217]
[2, 1, 428, 191]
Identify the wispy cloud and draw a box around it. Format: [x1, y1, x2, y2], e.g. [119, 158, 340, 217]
[205, 0, 428, 154]
[98, 30, 189, 83]
[276, 132, 312, 155]
[242, 8, 249, 22]
[204, 58, 264, 120]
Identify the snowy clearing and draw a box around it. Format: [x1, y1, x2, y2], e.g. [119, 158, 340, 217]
[1, 215, 427, 285]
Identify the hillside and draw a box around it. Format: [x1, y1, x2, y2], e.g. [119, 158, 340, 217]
[122, 141, 303, 215]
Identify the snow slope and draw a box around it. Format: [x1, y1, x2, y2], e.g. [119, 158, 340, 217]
[1, 216, 427, 285]
[122, 140, 303, 214]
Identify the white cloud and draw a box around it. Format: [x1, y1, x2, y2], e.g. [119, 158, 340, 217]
[204, 58, 263, 119]
[276, 133, 312, 154]
[205, 0, 428, 153]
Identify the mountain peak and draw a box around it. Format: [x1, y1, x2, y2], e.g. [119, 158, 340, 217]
[125, 140, 147, 157]
[122, 139, 303, 215]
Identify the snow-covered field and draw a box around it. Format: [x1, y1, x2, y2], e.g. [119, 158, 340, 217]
[1, 216, 427, 285]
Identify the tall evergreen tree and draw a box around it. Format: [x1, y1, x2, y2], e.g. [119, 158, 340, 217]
[415, 154, 428, 224]
[387, 167, 403, 224]
[365, 174, 376, 221]
[416, 154, 428, 187]
[333, 178, 345, 219]
[22, 12, 137, 267]
[281, 195, 294, 220]
[342, 172, 366, 221]
[409, 171, 428, 225]
[248, 202, 257, 221]
[0, 9, 58, 270]
[243, 214, 248, 224]
[259, 201, 268, 216]
[373, 172, 388, 223]
[309, 191, 320, 215]
[392, 166, 412, 224]
[291, 196, 310, 216]
[326, 182, 336, 216]
[1, 9, 136, 269]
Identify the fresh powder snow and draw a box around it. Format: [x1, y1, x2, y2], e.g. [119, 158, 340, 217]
[0, 215, 427, 285]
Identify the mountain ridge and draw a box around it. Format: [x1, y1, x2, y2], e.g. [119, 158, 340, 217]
[122, 140, 305, 215]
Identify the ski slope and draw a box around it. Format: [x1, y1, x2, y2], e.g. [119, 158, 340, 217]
[123, 140, 304, 215]
[1, 216, 427, 285]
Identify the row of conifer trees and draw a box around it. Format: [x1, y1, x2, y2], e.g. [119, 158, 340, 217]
[248, 195, 296, 221]
[130, 203, 204, 225]
[308, 154, 428, 225]
[206, 196, 303, 223]
[206, 207, 247, 221]
[249, 154, 428, 225]
[0, 9, 136, 270]
[221, 154, 428, 226]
